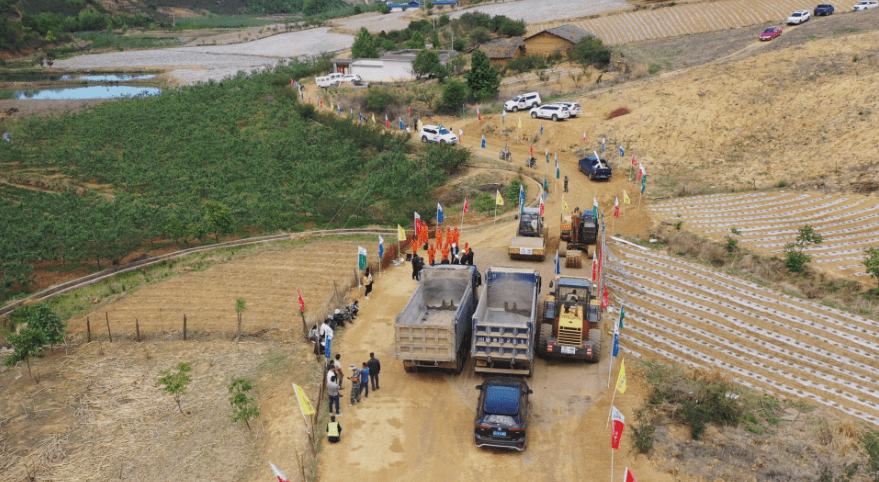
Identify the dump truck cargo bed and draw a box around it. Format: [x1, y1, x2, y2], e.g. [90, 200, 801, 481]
[508, 236, 546, 260]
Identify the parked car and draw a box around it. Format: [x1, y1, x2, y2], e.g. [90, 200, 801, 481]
[504, 92, 541, 112]
[338, 74, 362, 84]
[315, 72, 345, 88]
[814, 4, 835, 15]
[474, 377, 532, 451]
[853, 0, 878, 10]
[787, 10, 811, 24]
[554, 101, 581, 117]
[759, 26, 782, 41]
[529, 104, 570, 121]
[419, 125, 458, 144]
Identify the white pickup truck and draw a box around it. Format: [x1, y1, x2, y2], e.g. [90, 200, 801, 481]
[316, 73, 362, 88]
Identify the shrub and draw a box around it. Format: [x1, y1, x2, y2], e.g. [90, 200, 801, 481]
[364, 88, 399, 111]
[632, 409, 656, 453]
[569, 36, 611, 68]
[607, 107, 629, 120]
[507, 54, 548, 73]
[506, 179, 525, 206]
[783, 226, 823, 272]
[469, 26, 491, 44]
[473, 192, 494, 214]
[453, 38, 465, 51]
[438, 14, 450, 26]
[439, 80, 469, 113]
[776, 180, 789, 188]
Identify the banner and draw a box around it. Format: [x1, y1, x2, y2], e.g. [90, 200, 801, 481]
[496, 190, 504, 206]
[611, 406, 625, 449]
[397, 224, 406, 242]
[358, 246, 367, 270]
[297, 289, 305, 312]
[378, 235, 385, 260]
[619, 304, 626, 330]
[481, 135, 486, 148]
[616, 359, 627, 393]
[437, 203, 444, 223]
[618, 144, 624, 157]
[414, 212, 421, 233]
[612, 320, 620, 357]
[623, 190, 631, 205]
[554, 249, 560, 275]
[463, 198, 470, 214]
[270, 462, 291, 482]
[293, 383, 315, 416]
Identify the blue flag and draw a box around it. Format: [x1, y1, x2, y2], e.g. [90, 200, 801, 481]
[325, 337, 332, 359]
[540, 124, 544, 135]
[518, 184, 525, 213]
[300, 91, 304, 100]
[618, 144, 624, 157]
[437, 203, 444, 223]
[359, 111, 363, 122]
[481, 135, 486, 148]
[601, 137, 606, 152]
[338, 105, 342, 116]
[378, 234, 385, 260]
[399, 118, 405, 130]
[543, 174, 548, 190]
[612, 328, 620, 357]
[554, 249, 560, 275]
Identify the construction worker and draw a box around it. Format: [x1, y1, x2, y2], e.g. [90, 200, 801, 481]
[327, 415, 342, 443]
[452, 227, 460, 245]
[411, 238, 419, 258]
[436, 226, 444, 247]
[427, 243, 436, 266]
[421, 223, 429, 248]
[441, 242, 450, 264]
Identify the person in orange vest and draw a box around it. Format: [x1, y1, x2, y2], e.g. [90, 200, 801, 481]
[411, 238, 419, 257]
[445, 227, 452, 245]
[452, 227, 460, 245]
[441, 242, 450, 264]
[421, 223, 429, 248]
[427, 243, 436, 266]
[436, 226, 444, 248]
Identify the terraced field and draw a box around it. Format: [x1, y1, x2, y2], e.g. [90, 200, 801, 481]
[651, 192, 879, 278]
[606, 240, 879, 425]
[527, 0, 858, 44]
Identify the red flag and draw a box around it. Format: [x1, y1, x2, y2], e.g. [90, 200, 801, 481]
[601, 286, 609, 309]
[477, 108, 482, 121]
[297, 289, 305, 312]
[611, 406, 625, 449]
[319, 99, 323, 108]
[539, 194, 545, 216]
[637, 165, 643, 180]
[270, 462, 291, 482]
[613, 198, 620, 218]
[592, 255, 598, 281]
[624, 468, 637, 482]
[631, 154, 637, 166]
[582, 131, 587, 143]
[463, 198, 469, 214]
[290, 78, 294, 86]
[407, 106, 411, 117]
[414, 212, 421, 233]
[386, 119, 390, 127]
[530, 145, 534, 157]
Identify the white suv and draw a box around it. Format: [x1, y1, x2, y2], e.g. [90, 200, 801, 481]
[420, 125, 458, 144]
[529, 104, 570, 121]
[504, 92, 541, 112]
[853, 0, 878, 10]
[787, 10, 810, 24]
[554, 101, 581, 117]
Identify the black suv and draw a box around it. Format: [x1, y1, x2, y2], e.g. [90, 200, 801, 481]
[474, 377, 532, 451]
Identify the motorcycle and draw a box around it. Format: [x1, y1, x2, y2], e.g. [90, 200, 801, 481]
[499, 149, 512, 162]
[525, 156, 536, 168]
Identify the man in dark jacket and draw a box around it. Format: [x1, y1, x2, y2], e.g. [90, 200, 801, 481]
[367, 352, 381, 391]
[411, 254, 421, 280]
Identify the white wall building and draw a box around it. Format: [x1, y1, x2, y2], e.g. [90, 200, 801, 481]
[334, 50, 457, 83]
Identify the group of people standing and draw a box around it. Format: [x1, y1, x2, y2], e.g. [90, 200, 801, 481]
[409, 225, 475, 281]
[325, 352, 382, 443]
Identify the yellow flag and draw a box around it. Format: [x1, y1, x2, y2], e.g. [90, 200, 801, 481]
[623, 190, 631, 205]
[293, 383, 315, 415]
[371, 113, 376, 123]
[615, 359, 627, 394]
[397, 224, 406, 241]
[518, 117, 522, 129]
[496, 190, 504, 206]
[563, 198, 568, 210]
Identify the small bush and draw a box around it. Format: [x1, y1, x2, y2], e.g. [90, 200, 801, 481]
[363, 88, 399, 111]
[632, 409, 656, 453]
[776, 180, 790, 188]
[607, 107, 630, 120]
[507, 54, 548, 74]
[649, 63, 662, 74]
[569, 36, 611, 68]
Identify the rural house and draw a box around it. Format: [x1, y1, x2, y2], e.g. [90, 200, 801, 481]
[333, 50, 458, 82]
[476, 37, 525, 67]
[523, 24, 594, 57]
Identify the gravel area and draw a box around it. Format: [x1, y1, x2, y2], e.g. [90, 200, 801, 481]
[448, 0, 630, 24]
[332, 11, 412, 33]
[50, 28, 353, 85]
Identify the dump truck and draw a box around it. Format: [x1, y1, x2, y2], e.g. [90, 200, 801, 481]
[471, 267, 542, 377]
[537, 276, 602, 362]
[559, 206, 598, 259]
[395, 264, 481, 374]
[508, 206, 546, 261]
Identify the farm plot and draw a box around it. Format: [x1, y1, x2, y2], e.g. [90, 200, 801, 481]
[448, 0, 630, 26]
[332, 10, 412, 33]
[65, 240, 364, 335]
[527, 0, 855, 44]
[605, 242, 879, 425]
[651, 192, 879, 277]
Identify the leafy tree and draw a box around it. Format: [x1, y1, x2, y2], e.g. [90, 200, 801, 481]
[412, 49, 447, 81]
[439, 80, 469, 114]
[228, 378, 261, 430]
[4, 306, 66, 383]
[506, 179, 525, 206]
[303, 0, 328, 16]
[188, 223, 208, 243]
[235, 297, 246, 341]
[157, 362, 192, 414]
[783, 225, 823, 272]
[453, 38, 465, 52]
[380, 38, 396, 51]
[165, 214, 188, 245]
[352, 27, 379, 58]
[203, 201, 234, 243]
[438, 14, 450, 26]
[364, 88, 398, 110]
[405, 31, 425, 49]
[863, 247, 879, 292]
[569, 36, 611, 68]
[473, 192, 494, 214]
[465, 50, 500, 102]
[469, 26, 491, 45]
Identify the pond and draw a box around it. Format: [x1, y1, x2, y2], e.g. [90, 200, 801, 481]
[0, 73, 157, 82]
[12, 85, 162, 100]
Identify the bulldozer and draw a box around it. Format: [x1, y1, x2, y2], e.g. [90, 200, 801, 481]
[559, 207, 598, 267]
[508, 206, 546, 261]
[536, 276, 602, 363]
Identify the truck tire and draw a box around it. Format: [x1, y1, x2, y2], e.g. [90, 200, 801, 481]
[537, 323, 551, 359]
[511, 105, 518, 112]
[421, 136, 428, 143]
[404, 362, 418, 373]
[531, 112, 538, 119]
[589, 329, 602, 363]
[551, 114, 558, 121]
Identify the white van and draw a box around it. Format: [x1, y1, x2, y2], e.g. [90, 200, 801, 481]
[316, 73, 345, 88]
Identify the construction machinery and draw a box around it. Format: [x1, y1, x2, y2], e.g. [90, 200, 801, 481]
[537, 276, 602, 362]
[508, 207, 546, 261]
[395, 265, 481, 374]
[471, 267, 542, 377]
[559, 207, 598, 267]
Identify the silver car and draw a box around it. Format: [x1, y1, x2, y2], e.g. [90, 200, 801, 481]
[554, 101, 581, 117]
[529, 104, 570, 121]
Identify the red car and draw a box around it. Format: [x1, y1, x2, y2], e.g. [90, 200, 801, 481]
[760, 26, 782, 41]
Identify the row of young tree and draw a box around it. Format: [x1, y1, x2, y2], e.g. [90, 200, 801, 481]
[0, 60, 470, 298]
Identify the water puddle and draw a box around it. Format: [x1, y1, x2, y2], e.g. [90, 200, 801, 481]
[13, 85, 162, 100]
[0, 73, 156, 82]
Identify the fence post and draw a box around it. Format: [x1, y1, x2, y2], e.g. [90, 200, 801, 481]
[136, 319, 140, 343]
[105, 312, 112, 342]
[183, 314, 187, 341]
[87, 316, 91, 343]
